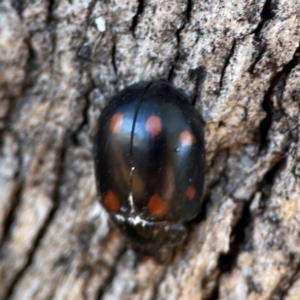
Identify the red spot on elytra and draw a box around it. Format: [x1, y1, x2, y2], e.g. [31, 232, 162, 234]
[180, 130, 196, 147]
[186, 185, 196, 200]
[147, 194, 169, 216]
[145, 115, 162, 139]
[110, 113, 123, 134]
[104, 190, 120, 212]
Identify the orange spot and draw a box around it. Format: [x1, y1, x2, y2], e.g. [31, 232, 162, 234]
[186, 185, 196, 201]
[145, 115, 162, 139]
[104, 190, 120, 212]
[110, 113, 123, 134]
[147, 194, 169, 216]
[180, 130, 196, 146]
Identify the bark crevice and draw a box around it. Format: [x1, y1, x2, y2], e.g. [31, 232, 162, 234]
[269, 258, 300, 299]
[149, 268, 167, 300]
[259, 44, 300, 150]
[219, 39, 236, 94]
[111, 39, 118, 77]
[95, 247, 127, 300]
[0, 181, 24, 247]
[130, 0, 145, 37]
[251, 0, 276, 37]
[204, 153, 286, 299]
[3, 138, 68, 300]
[168, 0, 193, 81]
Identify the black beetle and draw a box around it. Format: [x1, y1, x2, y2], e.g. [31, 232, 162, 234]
[94, 80, 205, 258]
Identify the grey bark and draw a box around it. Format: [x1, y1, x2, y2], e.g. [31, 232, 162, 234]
[0, 0, 300, 299]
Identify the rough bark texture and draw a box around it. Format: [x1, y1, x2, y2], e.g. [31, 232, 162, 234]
[0, 0, 300, 299]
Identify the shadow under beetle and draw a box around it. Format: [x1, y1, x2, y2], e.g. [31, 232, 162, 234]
[94, 80, 205, 259]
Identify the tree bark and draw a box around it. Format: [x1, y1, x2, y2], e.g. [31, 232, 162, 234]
[0, 0, 300, 299]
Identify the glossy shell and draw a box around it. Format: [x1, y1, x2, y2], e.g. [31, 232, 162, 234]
[94, 80, 205, 252]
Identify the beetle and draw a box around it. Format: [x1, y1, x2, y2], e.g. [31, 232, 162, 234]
[93, 80, 205, 258]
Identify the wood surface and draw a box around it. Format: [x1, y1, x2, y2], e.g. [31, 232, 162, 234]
[0, 0, 300, 299]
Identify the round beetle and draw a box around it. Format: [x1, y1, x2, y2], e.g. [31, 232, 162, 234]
[94, 80, 205, 257]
